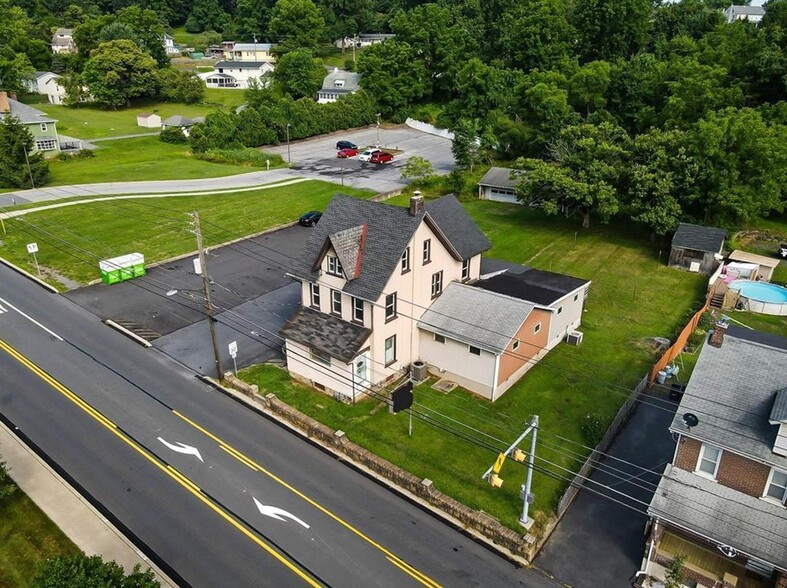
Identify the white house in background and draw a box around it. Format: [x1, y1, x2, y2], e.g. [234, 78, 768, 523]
[317, 69, 361, 103]
[223, 43, 276, 62]
[477, 167, 523, 204]
[723, 4, 765, 24]
[22, 71, 66, 104]
[51, 28, 76, 54]
[279, 193, 591, 402]
[163, 34, 180, 55]
[333, 33, 395, 49]
[200, 61, 274, 89]
[136, 113, 161, 128]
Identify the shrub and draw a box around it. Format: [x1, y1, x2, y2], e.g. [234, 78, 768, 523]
[55, 149, 95, 161]
[0, 459, 16, 500]
[193, 148, 285, 167]
[160, 127, 189, 144]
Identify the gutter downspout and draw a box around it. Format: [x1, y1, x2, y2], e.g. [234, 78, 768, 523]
[491, 353, 500, 401]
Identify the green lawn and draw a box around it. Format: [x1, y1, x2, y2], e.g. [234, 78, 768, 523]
[240, 198, 707, 532]
[36, 99, 237, 140]
[0, 180, 372, 287]
[318, 45, 360, 68]
[0, 486, 80, 588]
[47, 137, 258, 186]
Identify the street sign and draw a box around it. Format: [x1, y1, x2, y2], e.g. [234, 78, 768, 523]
[391, 380, 413, 413]
[228, 340, 238, 358]
[26, 242, 38, 254]
[493, 452, 506, 474]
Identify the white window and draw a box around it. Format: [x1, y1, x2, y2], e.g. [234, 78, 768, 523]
[423, 239, 431, 264]
[35, 138, 57, 151]
[334, 79, 345, 87]
[384, 335, 396, 366]
[401, 247, 410, 273]
[461, 259, 470, 281]
[310, 283, 320, 308]
[431, 271, 443, 298]
[326, 255, 343, 277]
[468, 345, 481, 356]
[696, 444, 722, 479]
[40, 123, 47, 132]
[534, 322, 541, 334]
[765, 469, 787, 504]
[434, 333, 445, 344]
[310, 347, 330, 366]
[353, 297, 364, 323]
[557, 306, 563, 315]
[331, 289, 342, 314]
[513, 340, 520, 351]
[385, 292, 397, 320]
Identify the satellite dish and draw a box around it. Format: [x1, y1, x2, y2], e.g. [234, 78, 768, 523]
[718, 544, 738, 558]
[682, 413, 699, 429]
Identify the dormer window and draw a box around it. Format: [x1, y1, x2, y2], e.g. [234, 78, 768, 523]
[327, 255, 343, 277]
[334, 80, 345, 88]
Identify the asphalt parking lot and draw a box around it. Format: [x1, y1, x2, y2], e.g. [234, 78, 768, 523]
[64, 225, 309, 372]
[264, 125, 455, 193]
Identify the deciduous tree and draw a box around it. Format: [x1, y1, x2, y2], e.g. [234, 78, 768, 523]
[272, 48, 325, 99]
[268, 0, 325, 53]
[356, 40, 428, 117]
[83, 40, 158, 108]
[0, 116, 50, 189]
[572, 0, 652, 62]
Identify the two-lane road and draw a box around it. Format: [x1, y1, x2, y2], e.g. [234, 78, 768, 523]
[0, 264, 557, 587]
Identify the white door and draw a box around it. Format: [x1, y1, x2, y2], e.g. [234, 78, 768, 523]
[354, 352, 369, 390]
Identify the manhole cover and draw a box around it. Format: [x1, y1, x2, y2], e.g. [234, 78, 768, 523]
[432, 379, 457, 394]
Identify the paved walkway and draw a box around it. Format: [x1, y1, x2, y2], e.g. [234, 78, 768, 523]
[0, 421, 176, 586]
[91, 132, 160, 142]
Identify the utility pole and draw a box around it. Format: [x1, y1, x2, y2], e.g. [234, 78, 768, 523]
[482, 415, 539, 529]
[23, 146, 36, 189]
[286, 123, 291, 163]
[191, 211, 223, 380]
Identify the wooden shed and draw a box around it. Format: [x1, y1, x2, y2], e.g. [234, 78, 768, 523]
[669, 223, 726, 275]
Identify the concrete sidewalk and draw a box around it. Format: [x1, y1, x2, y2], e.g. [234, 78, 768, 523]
[0, 421, 177, 587]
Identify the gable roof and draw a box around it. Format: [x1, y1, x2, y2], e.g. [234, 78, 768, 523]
[0, 95, 57, 125]
[320, 69, 361, 93]
[424, 194, 491, 259]
[289, 194, 485, 302]
[670, 326, 787, 469]
[725, 4, 765, 17]
[327, 225, 366, 279]
[418, 283, 534, 354]
[162, 115, 195, 126]
[478, 167, 521, 190]
[476, 266, 590, 306]
[279, 306, 370, 362]
[770, 388, 787, 424]
[671, 223, 726, 253]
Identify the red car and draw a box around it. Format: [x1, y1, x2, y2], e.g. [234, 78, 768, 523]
[337, 147, 359, 158]
[370, 151, 394, 164]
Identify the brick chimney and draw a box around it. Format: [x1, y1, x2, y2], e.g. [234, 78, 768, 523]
[409, 191, 424, 216]
[709, 322, 727, 348]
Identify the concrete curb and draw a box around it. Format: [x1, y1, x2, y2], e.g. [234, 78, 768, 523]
[0, 420, 178, 587]
[0, 256, 59, 293]
[104, 319, 153, 348]
[200, 375, 533, 569]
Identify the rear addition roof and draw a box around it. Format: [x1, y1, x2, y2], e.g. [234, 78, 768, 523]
[279, 307, 370, 363]
[671, 223, 726, 253]
[476, 267, 590, 306]
[418, 283, 534, 354]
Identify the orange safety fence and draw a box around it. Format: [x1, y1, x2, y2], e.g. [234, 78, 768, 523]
[648, 286, 715, 384]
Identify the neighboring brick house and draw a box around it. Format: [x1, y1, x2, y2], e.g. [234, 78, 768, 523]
[280, 194, 591, 402]
[0, 92, 60, 153]
[639, 325, 787, 588]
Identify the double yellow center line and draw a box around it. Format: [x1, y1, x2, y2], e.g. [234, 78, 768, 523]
[0, 338, 442, 588]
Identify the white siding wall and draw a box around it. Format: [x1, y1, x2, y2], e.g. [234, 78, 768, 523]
[418, 330, 496, 399]
[284, 340, 357, 400]
[546, 286, 589, 349]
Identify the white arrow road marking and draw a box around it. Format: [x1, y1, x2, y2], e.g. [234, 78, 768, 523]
[157, 437, 204, 463]
[253, 497, 310, 529]
[0, 297, 62, 340]
[0, 302, 6, 314]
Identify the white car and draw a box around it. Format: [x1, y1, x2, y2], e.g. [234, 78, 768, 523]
[358, 148, 381, 162]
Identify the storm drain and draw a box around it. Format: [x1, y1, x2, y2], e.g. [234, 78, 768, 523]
[109, 319, 161, 342]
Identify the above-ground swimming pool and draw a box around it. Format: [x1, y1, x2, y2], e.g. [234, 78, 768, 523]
[729, 280, 787, 316]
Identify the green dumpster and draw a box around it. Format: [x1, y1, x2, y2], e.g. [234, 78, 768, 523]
[99, 253, 146, 285]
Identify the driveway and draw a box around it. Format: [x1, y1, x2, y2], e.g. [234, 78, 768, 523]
[2, 125, 454, 206]
[535, 389, 677, 588]
[64, 225, 308, 372]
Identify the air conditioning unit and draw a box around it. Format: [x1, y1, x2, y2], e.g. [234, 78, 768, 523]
[566, 331, 584, 346]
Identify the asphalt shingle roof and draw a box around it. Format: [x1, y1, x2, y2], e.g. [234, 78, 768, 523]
[321, 70, 361, 93]
[279, 307, 370, 363]
[476, 267, 590, 306]
[477, 167, 522, 189]
[650, 465, 787, 570]
[162, 115, 195, 126]
[671, 223, 726, 253]
[424, 194, 491, 259]
[418, 282, 534, 353]
[215, 61, 271, 69]
[290, 194, 487, 302]
[670, 325, 787, 470]
[1, 97, 56, 125]
[770, 389, 787, 424]
[231, 43, 274, 51]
